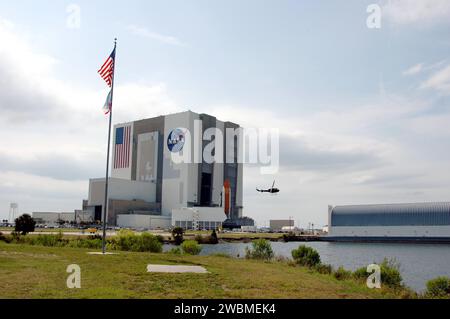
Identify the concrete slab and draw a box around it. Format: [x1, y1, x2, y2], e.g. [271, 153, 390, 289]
[147, 264, 208, 273]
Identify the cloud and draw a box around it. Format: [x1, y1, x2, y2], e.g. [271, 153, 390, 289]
[382, 0, 450, 26]
[279, 135, 383, 173]
[420, 64, 450, 94]
[126, 25, 186, 47]
[403, 63, 423, 76]
[407, 112, 450, 137]
[113, 83, 182, 123]
[0, 18, 63, 123]
[351, 172, 424, 188]
[0, 171, 86, 199]
[0, 151, 104, 181]
[0, 171, 87, 216]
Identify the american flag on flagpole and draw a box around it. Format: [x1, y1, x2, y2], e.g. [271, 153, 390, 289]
[114, 125, 131, 169]
[98, 47, 116, 87]
[99, 39, 118, 254]
[103, 89, 112, 115]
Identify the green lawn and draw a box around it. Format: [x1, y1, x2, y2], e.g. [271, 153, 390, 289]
[0, 242, 403, 299]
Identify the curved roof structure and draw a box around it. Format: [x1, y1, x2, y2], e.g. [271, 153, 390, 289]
[330, 202, 450, 227]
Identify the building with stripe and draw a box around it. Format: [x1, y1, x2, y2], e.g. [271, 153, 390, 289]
[327, 202, 450, 242]
[84, 110, 245, 230]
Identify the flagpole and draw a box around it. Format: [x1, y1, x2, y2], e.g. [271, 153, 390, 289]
[101, 38, 117, 254]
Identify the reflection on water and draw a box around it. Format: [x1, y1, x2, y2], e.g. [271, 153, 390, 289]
[164, 241, 450, 291]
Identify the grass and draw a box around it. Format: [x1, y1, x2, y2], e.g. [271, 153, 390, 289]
[0, 242, 404, 299]
[0, 228, 286, 243]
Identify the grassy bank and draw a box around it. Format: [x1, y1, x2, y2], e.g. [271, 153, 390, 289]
[0, 242, 403, 299]
[183, 231, 288, 243]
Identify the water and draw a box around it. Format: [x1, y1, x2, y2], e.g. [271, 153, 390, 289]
[164, 242, 450, 292]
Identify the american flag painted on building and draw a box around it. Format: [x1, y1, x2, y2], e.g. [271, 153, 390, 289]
[114, 125, 131, 169]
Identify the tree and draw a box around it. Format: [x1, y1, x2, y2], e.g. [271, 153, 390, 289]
[291, 245, 321, 267]
[171, 227, 184, 245]
[245, 239, 274, 261]
[426, 277, 450, 297]
[210, 229, 219, 244]
[181, 240, 202, 255]
[15, 214, 36, 235]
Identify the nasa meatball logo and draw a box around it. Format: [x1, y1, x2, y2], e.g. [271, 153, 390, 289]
[167, 128, 186, 152]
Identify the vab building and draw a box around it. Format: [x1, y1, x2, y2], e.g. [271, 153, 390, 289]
[83, 110, 248, 230]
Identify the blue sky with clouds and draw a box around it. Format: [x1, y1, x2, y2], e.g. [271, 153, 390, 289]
[0, 0, 450, 227]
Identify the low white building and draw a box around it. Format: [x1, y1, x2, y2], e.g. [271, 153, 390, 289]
[172, 207, 227, 230]
[117, 214, 171, 230]
[327, 202, 450, 242]
[281, 226, 296, 232]
[269, 219, 294, 231]
[86, 177, 159, 225]
[32, 212, 75, 225]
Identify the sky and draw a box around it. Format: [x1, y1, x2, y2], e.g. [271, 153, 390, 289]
[0, 0, 450, 228]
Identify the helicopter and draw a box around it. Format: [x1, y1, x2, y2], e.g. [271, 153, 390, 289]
[256, 180, 280, 193]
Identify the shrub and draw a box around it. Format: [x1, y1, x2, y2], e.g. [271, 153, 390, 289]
[399, 289, 418, 299]
[14, 214, 36, 235]
[245, 239, 274, 261]
[70, 238, 103, 249]
[117, 229, 135, 237]
[29, 233, 67, 247]
[181, 240, 202, 255]
[0, 229, 163, 252]
[107, 230, 162, 253]
[138, 232, 163, 253]
[194, 234, 206, 243]
[210, 230, 219, 244]
[291, 245, 321, 267]
[379, 258, 403, 289]
[282, 232, 298, 242]
[352, 267, 367, 280]
[426, 277, 450, 297]
[333, 266, 352, 280]
[195, 231, 219, 244]
[353, 258, 403, 289]
[0, 232, 13, 243]
[314, 263, 333, 275]
[155, 235, 165, 244]
[171, 227, 184, 245]
[10, 231, 23, 243]
[167, 247, 182, 254]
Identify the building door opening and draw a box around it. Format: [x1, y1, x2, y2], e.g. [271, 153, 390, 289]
[94, 206, 102, 222]
[200, 173, 212, 206]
